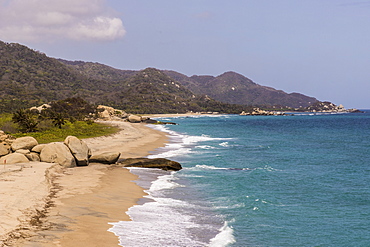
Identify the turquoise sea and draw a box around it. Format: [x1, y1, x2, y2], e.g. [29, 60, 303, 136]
[110, 111, 370, 246]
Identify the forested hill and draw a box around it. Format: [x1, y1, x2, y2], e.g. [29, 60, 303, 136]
[1, 40, 318, 113]
[164, 70, 317, 108]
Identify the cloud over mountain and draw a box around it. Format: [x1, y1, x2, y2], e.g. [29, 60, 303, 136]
[0, 0, 126, 42]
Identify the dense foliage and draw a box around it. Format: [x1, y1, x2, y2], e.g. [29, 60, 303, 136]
[1, 40, 322, 114]
[6, 97, 95, 133]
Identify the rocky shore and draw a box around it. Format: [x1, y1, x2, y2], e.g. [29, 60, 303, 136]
[239, 102, 361, 116]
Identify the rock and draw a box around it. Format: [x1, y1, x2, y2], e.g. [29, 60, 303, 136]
[128, 115, 142, 123]
[15, 149, 31, 155]
[26, 152, 41, 162]
[89, 152, 121, 164]
[0, 143, 11, 156]
[97, 105, 128, 120]
[0, 130, 15, 143]
[40, 142, 76, 168]
[0, 153, 29, 164]
[29, 103, 51, 113]
[240, 108, 286, 116]
[11, 136, 38, 151]
[32, 144, 47, 153]
[99, 109, 111, 120]
[64, 136, 91, 166]
[119, 158, 182, 171]
[141, 118, 178, 125]
[142, 118, 159, 124]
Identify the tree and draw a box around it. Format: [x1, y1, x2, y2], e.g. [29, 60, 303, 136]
[12, 109, 39, 132]
[52, 113, 67, 129]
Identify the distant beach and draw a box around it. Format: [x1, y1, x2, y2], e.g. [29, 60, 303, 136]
[0, 121, 168, 246]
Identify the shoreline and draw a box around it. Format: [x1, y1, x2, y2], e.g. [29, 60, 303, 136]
[0, 121, 168, 246]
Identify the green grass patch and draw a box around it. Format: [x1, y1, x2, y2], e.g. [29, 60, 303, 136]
[12, 121, 120, 143]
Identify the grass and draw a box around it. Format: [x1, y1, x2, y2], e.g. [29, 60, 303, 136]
[11, 121, 120, 144]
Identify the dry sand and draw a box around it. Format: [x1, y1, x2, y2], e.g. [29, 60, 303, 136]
[0, 121, 168, 246]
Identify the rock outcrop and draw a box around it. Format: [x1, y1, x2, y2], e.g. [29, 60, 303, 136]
[32, 144, 46, 153]
[0, 135, 40, 164]
[11, 136, 38, 151]
[128, 115, 142, 123]
[119, 158, 182, 171]
[240, 108, 286, 116]
[40, 142, 76, 168]
[29, 103, 51, 113]
[0, 153, 29, 164]
[64, 136, 91, 166]
[300, 101, 361, 113]
[0, 132, 183, 171]
[0, 143, 11, 156]
[89, 152, 121, 164]
[25, 152, 41, 162]
[97, 105, 128, 120]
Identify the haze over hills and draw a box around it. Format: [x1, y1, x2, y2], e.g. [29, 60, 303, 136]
[1, 40, 320, 114]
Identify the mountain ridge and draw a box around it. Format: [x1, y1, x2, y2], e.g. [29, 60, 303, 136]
[163, 70, 317, 108]
[1, 40, 320, 113]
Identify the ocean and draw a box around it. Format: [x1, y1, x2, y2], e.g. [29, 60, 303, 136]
[109, 111, 370, 247]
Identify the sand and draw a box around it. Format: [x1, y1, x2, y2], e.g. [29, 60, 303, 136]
[0, 121, 168, 246]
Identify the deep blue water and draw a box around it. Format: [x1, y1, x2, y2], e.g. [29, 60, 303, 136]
[110, 111, 370, 247]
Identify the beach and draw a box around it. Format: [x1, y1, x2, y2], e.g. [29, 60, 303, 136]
[0, 120, 168, 246]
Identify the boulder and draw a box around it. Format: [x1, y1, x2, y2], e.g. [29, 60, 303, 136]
[119, 158, 182, 171]
[32, 144, 47, 153]
[89, 152, 121, 164]
[128, 115, 142, 123]
[0, 153, 29, 164]
[15, 149, 31, 155]
[0, 143, 11, 156]
[64, 136, 91, 166]
[40, 142, 76, 168]
[142, 118, 159, 124]
[29, 103, 51, 113]
[99, 109, 111, 120]
[26, 152, 41, 162]
[11, 136, 38, 151]
[97, 105, 128, 120]
[0, 130, 15, 142]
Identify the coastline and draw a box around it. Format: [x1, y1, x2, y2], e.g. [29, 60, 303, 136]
[0, 121, 168, 246]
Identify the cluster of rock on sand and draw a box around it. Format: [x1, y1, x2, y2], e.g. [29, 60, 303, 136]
[0, 131, 120, 168]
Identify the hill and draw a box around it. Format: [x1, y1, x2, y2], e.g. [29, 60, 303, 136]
[1, 40, 320, 114]
[164, 71, 317, 108]
[0, 41, 244, 113]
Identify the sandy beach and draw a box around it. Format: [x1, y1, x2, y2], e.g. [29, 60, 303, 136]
[0, 121, 168, 246]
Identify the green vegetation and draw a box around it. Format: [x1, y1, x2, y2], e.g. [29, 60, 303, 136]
[0, 97, 119, 143]
[0, 40, 322, 115]
[0, 113, 119, 143]
[12, 121, 119, 144]
[12, 109, 39, 132]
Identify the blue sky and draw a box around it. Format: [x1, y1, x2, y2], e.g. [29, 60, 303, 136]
[1, 0, 369, 108]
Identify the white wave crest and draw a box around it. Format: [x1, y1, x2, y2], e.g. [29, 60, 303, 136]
[193, 165, 228, 170]
[209, 221, 236, 247]
[149, 173, 182, 191]
[219, 142, 229, 147]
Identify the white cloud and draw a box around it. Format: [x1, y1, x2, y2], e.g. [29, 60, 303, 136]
[0, 0, 126, 42]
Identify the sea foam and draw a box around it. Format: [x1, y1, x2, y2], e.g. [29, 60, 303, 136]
[209, 221, 236, 247]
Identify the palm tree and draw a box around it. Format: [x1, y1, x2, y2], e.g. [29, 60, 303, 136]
[12, 109, 38, 132]
[52, 113, 67, 129]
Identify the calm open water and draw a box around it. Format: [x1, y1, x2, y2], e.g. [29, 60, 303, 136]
[110, 111, 370, 247]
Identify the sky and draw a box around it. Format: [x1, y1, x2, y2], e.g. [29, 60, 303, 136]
[0, 0, 369, 108]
